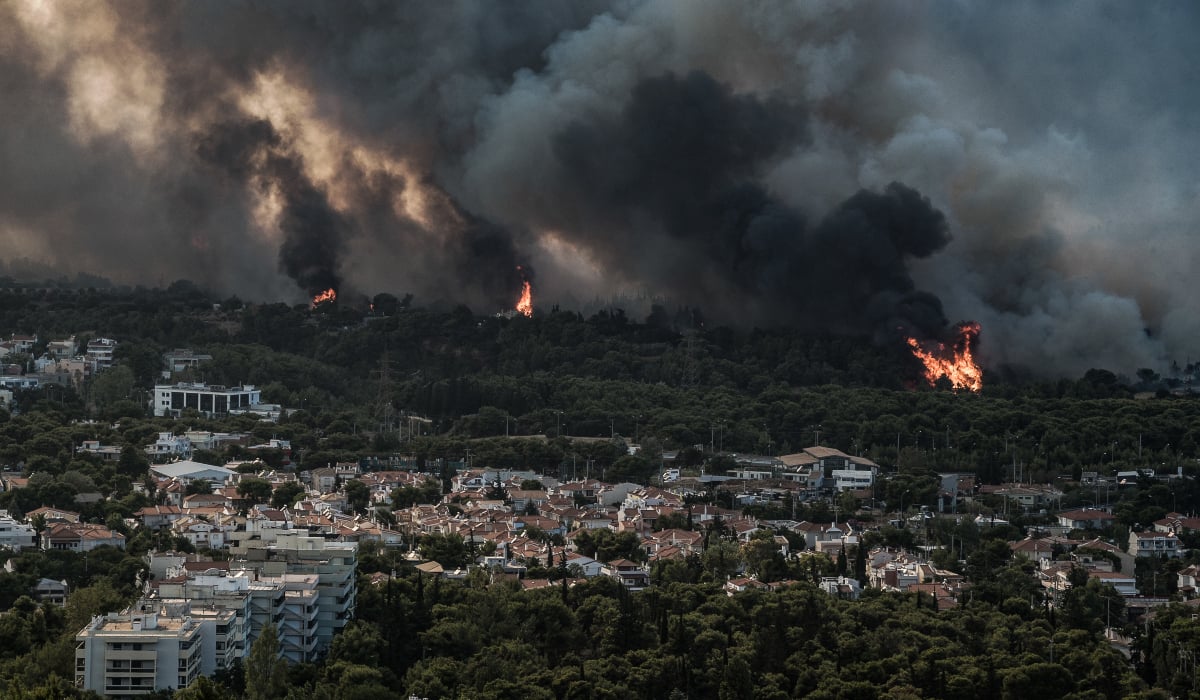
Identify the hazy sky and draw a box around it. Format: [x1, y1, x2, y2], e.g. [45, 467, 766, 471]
[1, 0, 1197, 377]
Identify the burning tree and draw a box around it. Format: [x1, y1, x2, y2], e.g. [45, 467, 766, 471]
[515, 266, 533, 317]
[311, 288, 336, 307]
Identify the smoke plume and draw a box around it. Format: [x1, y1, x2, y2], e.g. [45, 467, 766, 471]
[1, 0, 1197, 376]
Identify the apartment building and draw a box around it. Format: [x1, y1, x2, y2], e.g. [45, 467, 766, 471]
[83, 537, 358, 691]
[86, 337, 118, 370]
[75, 608, 202, 695]
[230, 533, 357, 654]
[151, 573, 252, 673]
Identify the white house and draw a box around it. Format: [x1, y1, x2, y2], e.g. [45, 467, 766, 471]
[1129, 530, 1184, 558]
[0, 510, 36, 549]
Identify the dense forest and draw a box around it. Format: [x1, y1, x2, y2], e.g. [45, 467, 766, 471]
[1, 284, 1198, 481]
[1, 284, 1199, 698]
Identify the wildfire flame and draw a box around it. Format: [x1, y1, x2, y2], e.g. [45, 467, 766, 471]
[515, 268, 533, 317]
[906, 321, 983, 392]
[311, 288, 336, 307]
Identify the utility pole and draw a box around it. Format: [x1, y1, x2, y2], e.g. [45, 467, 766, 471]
[372, 344, 396, 437]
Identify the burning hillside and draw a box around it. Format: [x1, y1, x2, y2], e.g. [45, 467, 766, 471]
[907, 322, 983, 392]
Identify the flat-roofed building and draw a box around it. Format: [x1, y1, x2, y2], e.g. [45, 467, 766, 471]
[147, 601, 244, 676]
[152, 383, 261, 418]
[162, 349, 213, 375]
[0, 509, 35, 549]
[75, 608, 202, 695]
[230, 532, 357, 655]
[86, 337, 118, 370]
[1129, 530, 1184, 558]
[149, 460, 236, 485]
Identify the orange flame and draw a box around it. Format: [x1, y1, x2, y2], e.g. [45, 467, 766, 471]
[906, 322, 982, 392]
[515, 266, 533, 317]
[311, 288, 336, 307]
[516, 280, 533, 317]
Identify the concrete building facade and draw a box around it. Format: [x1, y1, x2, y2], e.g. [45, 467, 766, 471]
[75, 608, 202, 695]
[152, 383, 261, 418]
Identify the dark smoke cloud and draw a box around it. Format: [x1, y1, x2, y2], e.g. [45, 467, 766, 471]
[551, 71, 951, 337]
[195, 119, 346, 295]
[0, 0, 1197, 376]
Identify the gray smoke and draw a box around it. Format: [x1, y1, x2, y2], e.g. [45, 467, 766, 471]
[195, 118, 346, 296]
[0, 0, 1197, 376]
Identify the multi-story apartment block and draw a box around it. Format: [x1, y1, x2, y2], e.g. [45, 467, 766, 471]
[75, 608, 202, 695]
[275, 573, 321, 663]
[230, 533, 357, 655]
[192, 607, 241, 676]
[151, 573, 253, 673]
[86, 337, 118, 370]
[82, 538, 358, 693]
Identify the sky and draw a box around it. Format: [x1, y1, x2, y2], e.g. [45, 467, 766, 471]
[1, 0, 1198, 378]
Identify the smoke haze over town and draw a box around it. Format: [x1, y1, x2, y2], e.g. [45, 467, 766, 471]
[1, 0, 1197, 378]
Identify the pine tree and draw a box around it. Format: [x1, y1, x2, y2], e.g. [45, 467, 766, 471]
[245, 623, 288, 700]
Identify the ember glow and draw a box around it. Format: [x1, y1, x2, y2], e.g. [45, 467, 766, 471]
[906, 322, 983, 392]
[311, 288, 336, 306]
[515, 275, 533, 318]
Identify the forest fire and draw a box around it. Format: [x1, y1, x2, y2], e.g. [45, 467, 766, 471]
[311, 288, 336, 307]
[515, 268, 533, 317]
[906, 322, 983, 392]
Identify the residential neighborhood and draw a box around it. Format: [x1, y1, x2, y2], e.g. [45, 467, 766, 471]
[4, 426, 1197, 696]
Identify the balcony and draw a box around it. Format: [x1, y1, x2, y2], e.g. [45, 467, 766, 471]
[102, 649, 157, 662]
[106, 660, 155, 674]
